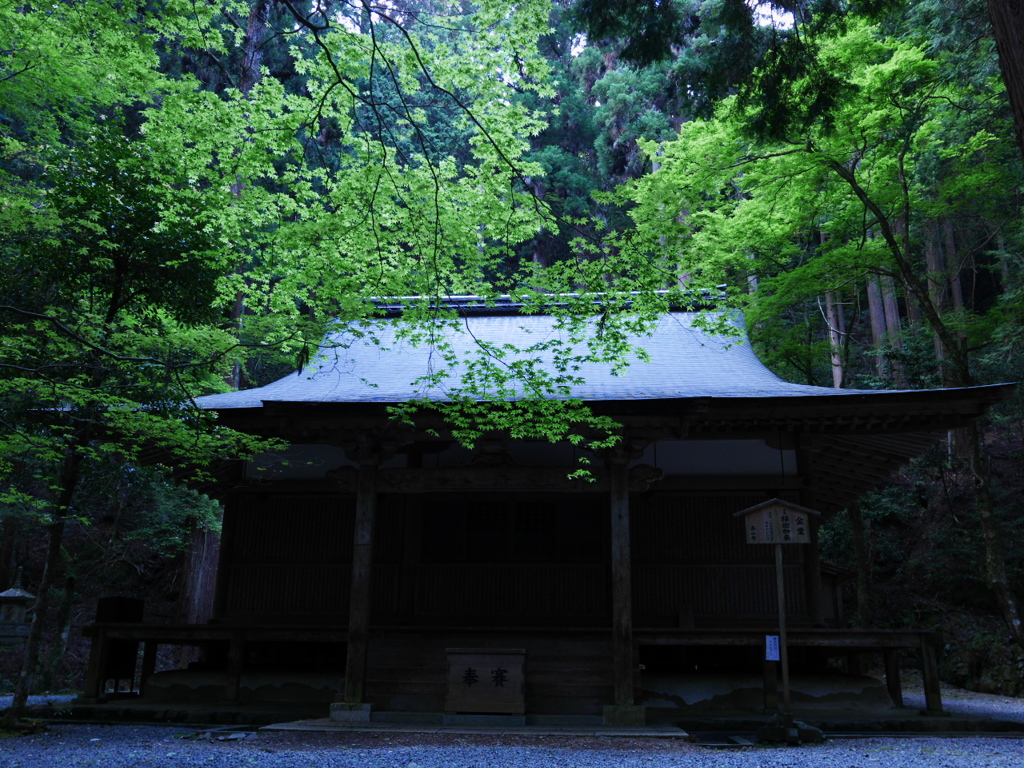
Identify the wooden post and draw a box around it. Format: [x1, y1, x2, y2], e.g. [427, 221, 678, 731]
[81, 628, 105, 700]
[847, 501, 873, 625]
[763, 658, 779, 711]
[609, 458, 634, 707]
[775, 543, 792, 714]
[797, 438, 826, 626]
[344, 460, 378, 704]
[398, 495, 422, 622]
[224, 631, 243, 702]
[140, 641, 158, 696]
[735, 497, 819, 731]
[803, 517, 825, 626]
[883, 648, 903, 707]
[920, 636, 944, 714]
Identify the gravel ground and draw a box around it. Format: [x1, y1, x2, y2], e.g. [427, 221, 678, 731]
[2, 725, 1024, 768]
[2, 684, 1024, 768]
[0, 694, 77, 710]
[901, 678, 1024, 723]
[5, 677, 1023, 723]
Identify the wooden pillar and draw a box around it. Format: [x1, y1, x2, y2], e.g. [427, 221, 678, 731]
[921, 636, 944, 714]
[140, 641, 158, 696]
[398, 495, 423, 622]
[763, 658, 779, 711]
[883, 648, 903, 707]
[796, 437, 825, 625]
[81, 628, 105, 700]
[774, 543, 792, 714]
[224, 631, 243, 702]
[344, 460, 378, 704]
[609, 457, 634, 707]
[847, 501, 873, 625]
[803, 517, 825, 626]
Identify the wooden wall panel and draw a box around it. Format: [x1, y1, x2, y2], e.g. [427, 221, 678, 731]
[633, 493, 801, 564]
[225, 493, 407, 619]
[633, 493, 808, 624]
[222, 488, 811, 625]
[225, 564, 402, 619]
[233, 495, 354, 564]
[227, 564, 349, 616]
[634, 564, 806, 623]
[413, 564, 607, 618]
[372, 565, 402, 615]
[374, 496, 406, 564]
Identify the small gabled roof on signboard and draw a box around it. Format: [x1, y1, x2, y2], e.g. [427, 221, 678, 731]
[732, 498, 822, 519]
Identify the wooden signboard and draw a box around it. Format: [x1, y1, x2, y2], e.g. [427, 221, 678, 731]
[445, 648, 525, 714]
[733, 498, 821, 728]
[734, 498, 819, 544]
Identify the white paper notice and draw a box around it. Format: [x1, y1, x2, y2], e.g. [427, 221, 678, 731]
[765, 635, 780, 661]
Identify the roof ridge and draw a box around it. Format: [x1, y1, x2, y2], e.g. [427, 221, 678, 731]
[369, 289, 726, 317]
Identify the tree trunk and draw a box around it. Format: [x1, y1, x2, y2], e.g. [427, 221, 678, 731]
[224, 0, 274, 389]
[924, 229, 950, 376]
[239, 0, 274, 95]
[0, 515, 19, 592]
[880, 275, 906, 387]
[2, 448, 83, 727]
[891, 219, 922, 325]
[943, 219, 966, 316]
[824, 291, 845, 388]
[527, 176, 551, 269]
[865, 278, 888, 379]
[942, 220, 970, 456]
[39, 576, 76, 692]
[174, 522, 221, 668]
[822, 152, 1024, 653]
[967, 419, 1024, 649]
[3, 518, 67, 726]
[987, 0, 1024, 166]
[997, 232, 1011, 290]
[846, 502, 872, 626]
[904, 283, 923, 325]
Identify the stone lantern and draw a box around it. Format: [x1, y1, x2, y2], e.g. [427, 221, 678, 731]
[0, 568, 35, 643]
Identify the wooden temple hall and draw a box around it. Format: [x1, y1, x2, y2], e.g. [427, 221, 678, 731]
[81, 299, 1013, 724]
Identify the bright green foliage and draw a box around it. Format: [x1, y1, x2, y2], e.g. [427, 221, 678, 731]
[621, 19, 1020, 384]
[0, 0, 634, 715]
[131, 0, 564, 325]
[569, 0, 693, 66]
[568, 0, 910, 139]
[1, 125, 271, 513]
[1, 0, 683, 509]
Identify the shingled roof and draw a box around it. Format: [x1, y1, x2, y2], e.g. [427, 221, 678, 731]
[197, 311, 946, 409]
[194, 306, 1014, 513]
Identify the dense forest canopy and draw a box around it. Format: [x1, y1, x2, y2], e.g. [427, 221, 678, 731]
[2, 0, 1024, 719]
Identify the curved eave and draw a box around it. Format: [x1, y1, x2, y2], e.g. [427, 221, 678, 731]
[200, 383, 1013, 514]
[204, 382, 1014, 438]
[807, 432, 943, 514]
[627, 382, 1015, 435]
